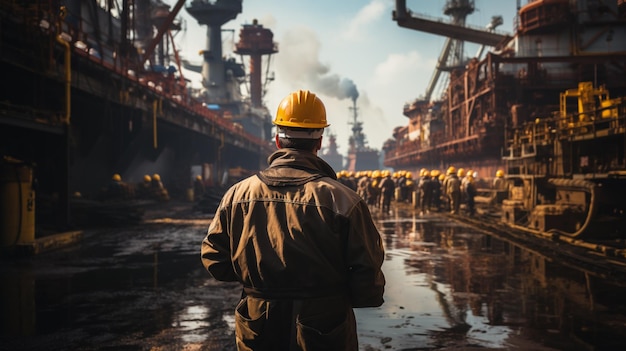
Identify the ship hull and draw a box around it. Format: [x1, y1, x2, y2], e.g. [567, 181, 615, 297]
[347, 150, 380, 172]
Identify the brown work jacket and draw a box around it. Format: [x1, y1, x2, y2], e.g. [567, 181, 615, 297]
[201, 148, 385, 350]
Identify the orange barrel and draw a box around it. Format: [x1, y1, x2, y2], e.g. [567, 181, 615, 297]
[0, 158, 35, 247]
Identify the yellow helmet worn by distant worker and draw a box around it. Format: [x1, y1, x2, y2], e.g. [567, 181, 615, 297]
[143, 174, 152, 182]
[112, 173, 121, 182]
[496, 170, 504, 178]
[153, 173, 161, 181]
[274, 90, 329, 130]
[447, 166, 456, 175]
[457, 168, 465, 177]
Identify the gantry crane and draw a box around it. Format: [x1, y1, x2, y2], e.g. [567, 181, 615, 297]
[393, 0, 511, 101]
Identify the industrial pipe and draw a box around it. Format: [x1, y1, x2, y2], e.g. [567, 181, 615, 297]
[56, 33, 71, 124]
[153, 100, 159, 149]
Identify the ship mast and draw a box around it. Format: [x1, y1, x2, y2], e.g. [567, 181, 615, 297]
[324, 132, 341, 156]
[348, 98, 368, 152]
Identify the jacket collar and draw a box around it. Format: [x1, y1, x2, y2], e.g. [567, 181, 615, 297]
[257, 148, 337, 186]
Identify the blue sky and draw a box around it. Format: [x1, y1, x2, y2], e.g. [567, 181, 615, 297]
[173, 0, 519, 156]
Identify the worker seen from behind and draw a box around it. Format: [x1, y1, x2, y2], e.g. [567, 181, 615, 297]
[379, 170, 395, 214]
[431, 170, 442, 212]
[151, 173, 170, 201]
[465, 172, 477, 216]
[442, 166, 455, 211]
[404, 172, 415, 204]
[201, 90, 385, 350]
[356, 171, 371, 203]
[396, 170, 407, 202]
[457, 168, 467, 205]
[491, 169, 507, 206]
[136, 174, 152, 199]
[418, 168, 433, 215]
[101, 173, 132, 201]
[445, 166, 461, 214]
[368, 170, 382, 207]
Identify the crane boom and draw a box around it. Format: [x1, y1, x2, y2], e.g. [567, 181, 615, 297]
[392, 0, 509, 46]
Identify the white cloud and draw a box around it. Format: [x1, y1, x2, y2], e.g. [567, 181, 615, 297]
[341, 0, 388, 41]
[372, 50, 430, 88]
[350, 50, 436, 150]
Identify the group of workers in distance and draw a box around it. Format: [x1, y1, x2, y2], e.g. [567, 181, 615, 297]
[100, 173, 170, 202]
[336, 166, 507, 217]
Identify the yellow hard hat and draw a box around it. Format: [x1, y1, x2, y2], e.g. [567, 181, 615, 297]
[438, 174, 445, 181]
[406, 172, 412, 179]
[457, 168, 465, 177]
[274, 90, 329, 129]
[112, 173, 121, 181]
[143, 174, 152, 182]
[430, 170, 438, 177]
[153, 173, 161, 181]
[447, 166, 456, 175]
[496, 169, 504, 177]
[196, 175, 202, 181]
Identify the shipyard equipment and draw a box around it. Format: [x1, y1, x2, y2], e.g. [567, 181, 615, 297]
[386, 0, 626, 241]
[0, 0, 274, 239]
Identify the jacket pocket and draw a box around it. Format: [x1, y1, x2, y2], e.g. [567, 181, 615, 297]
[235, 297, 266, 350]
[296, 311, 353, 351]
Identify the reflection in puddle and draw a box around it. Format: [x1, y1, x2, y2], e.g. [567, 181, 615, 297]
[222, 313, 236, 331]
[357, 206, 626, 350]
[173, 305, 211, 343]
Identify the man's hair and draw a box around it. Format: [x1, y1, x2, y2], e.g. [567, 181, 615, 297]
[277, 127, 322, 151]
[278, 136, 320, 151]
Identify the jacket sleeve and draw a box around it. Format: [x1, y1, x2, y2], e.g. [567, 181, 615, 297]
[346, 200, 386, 307]
[201, 200, 239, 282]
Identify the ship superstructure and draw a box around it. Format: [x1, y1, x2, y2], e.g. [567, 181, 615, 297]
[184, 0, 277, 141]
[385, 0, 626, 179]
[0, 0, 275, 236]
[320, 132, 344, 171]
[346, 99, 380, 172]
[386, 0, 626, 242]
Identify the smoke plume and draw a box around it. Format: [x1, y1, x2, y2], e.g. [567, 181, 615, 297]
[276, 26, 359, 102]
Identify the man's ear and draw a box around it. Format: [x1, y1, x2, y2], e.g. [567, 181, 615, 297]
[314, 136, 322, 153]
[275, 134, 281, 149]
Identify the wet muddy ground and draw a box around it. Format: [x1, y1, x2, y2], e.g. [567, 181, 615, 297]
[1, 202, 626, 350]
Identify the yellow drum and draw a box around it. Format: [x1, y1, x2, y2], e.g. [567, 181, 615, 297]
[0, 158, 35, 247]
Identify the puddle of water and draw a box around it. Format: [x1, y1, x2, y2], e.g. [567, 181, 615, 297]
[356, 207, 626, 350]
[2, 207, 626, 351]
[173, 305, 211, 343]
